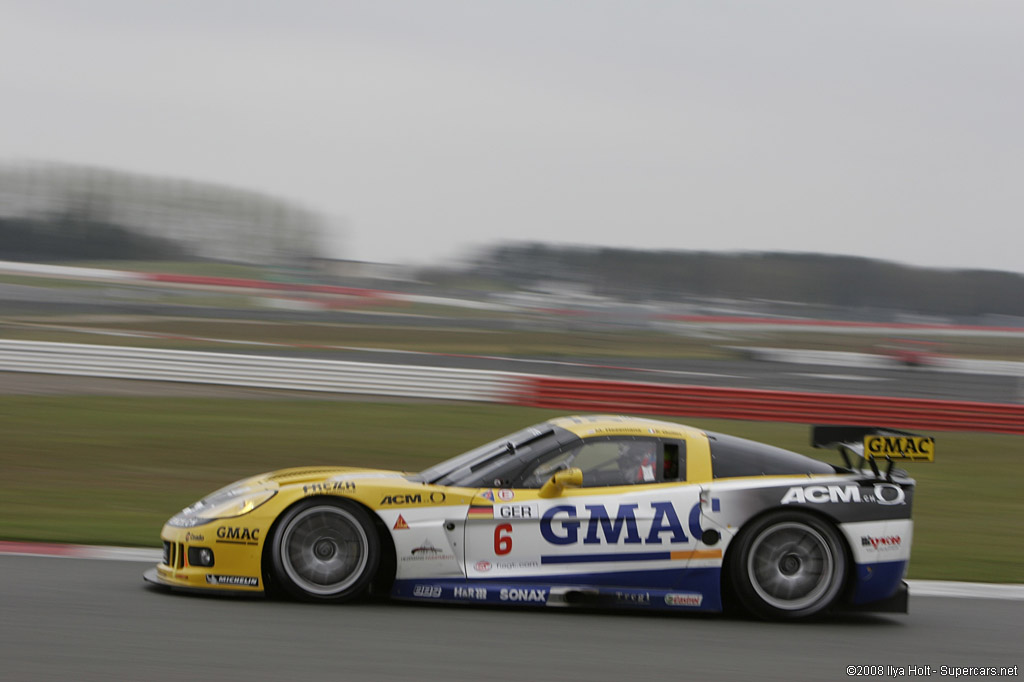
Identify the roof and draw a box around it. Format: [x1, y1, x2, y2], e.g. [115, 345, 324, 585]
[547, 415, 703, 440]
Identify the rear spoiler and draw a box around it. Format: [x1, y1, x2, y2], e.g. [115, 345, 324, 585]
[812, 426, 934, 479]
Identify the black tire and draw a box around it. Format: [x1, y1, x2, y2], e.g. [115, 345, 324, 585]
[729, 511, 847, 620]
[270, 498, 380, 603]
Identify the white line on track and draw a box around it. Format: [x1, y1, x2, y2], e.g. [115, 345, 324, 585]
[1, 541, 1020, 601]
[906, 580, 1024, 601]
[793, 373, 889, 382]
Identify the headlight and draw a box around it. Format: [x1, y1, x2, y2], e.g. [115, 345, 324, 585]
[167, 487, 276, 528]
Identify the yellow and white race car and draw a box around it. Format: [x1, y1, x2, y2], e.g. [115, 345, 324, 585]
[144, 415, 930, 619]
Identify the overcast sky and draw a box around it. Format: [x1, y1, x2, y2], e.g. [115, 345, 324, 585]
[2, 1, 1022, 272]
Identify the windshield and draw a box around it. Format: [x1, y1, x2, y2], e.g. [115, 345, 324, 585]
[417, 424, 557, 485]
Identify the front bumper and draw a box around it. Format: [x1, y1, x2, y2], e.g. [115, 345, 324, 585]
[146, 522, 268, 594]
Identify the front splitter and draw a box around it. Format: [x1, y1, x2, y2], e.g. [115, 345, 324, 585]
[143, 568, 264, 598]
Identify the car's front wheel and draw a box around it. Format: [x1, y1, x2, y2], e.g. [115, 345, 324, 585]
[270, 499, 380, 602]
[730, 511, 847, 620]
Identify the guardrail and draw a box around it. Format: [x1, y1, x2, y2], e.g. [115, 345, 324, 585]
[0, 341, 514, 403]
[2, 340, 1023, 434]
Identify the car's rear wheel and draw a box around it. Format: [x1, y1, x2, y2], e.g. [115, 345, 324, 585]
[730, 512, 846, 620]
[270, 499, 380, 602]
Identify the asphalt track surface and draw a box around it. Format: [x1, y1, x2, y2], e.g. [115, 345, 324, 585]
[1, 555, 1019, 682]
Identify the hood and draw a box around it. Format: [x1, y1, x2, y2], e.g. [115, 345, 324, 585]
[251, 466, 405, 487]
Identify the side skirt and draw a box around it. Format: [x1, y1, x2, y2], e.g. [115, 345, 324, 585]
[391, 579, 718, 612]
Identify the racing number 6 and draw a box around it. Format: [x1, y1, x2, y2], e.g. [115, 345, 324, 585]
[494, 523, 513, 555]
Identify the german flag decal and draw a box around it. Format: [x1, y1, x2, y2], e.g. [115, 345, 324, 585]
[468, 505, 494, 519]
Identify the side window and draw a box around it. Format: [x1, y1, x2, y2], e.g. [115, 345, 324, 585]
[515, 438, 667, 488]
[663, 441, 686, 482]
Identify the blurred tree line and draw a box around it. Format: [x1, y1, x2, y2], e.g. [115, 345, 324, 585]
[0, 213, 190, 261]
[448, 243, 1024, 318]
[0, 162, 324, 264]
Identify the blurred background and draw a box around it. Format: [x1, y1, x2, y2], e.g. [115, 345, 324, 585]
[1, 156, 1022, 385]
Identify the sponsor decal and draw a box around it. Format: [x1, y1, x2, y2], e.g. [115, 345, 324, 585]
[861, 535, 903, 551]
[184, 532, 205, 542]
[499, 587, 547, 603]
[492, 560, 541, 570]
[302, 480, 356, 496]
[453, 586, 488, 600]
[206, 574, 259, 587]
[411, 540, 443, 556]
[216, 526, 260, 545]
[664, 593, 703, 607]
[402, 540, 454, 562]
[393, 515, 410, 530]
[480, 490, 495, 502]
[780, 483, 906, 506]
[541, 502, 688, 546]
[382, 494, 422, 505]
[615, 591, 651, 605]
[412, 584, 443, 598]
[864, 435, 934, 462]
[380, 492, 447, 506]
[873, 483, 907, 506]
[468, 505, 494, 519]
[496, 503, 538, 519]
[474, 560, 492, 572]
[497, 489, 515, 502]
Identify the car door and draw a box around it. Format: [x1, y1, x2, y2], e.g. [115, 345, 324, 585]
[463, 436, 706, 591]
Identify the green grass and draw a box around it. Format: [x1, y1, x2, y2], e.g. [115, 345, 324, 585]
[0, 274, 112, 289]
[1, 397, 1020, 582]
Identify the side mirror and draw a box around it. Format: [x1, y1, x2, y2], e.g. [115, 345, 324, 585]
[539, 467, 583, 498]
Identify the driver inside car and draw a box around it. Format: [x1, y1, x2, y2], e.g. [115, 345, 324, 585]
[617, 441, 658, 483]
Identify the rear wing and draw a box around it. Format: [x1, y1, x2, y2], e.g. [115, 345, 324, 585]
[812, 426, 934, 479]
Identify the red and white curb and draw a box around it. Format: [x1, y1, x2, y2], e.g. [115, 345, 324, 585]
[0, 540, 160, 563]
[2, 540, 1021, 601]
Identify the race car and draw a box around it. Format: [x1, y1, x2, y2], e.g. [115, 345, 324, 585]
[144, 415, 931, 619]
